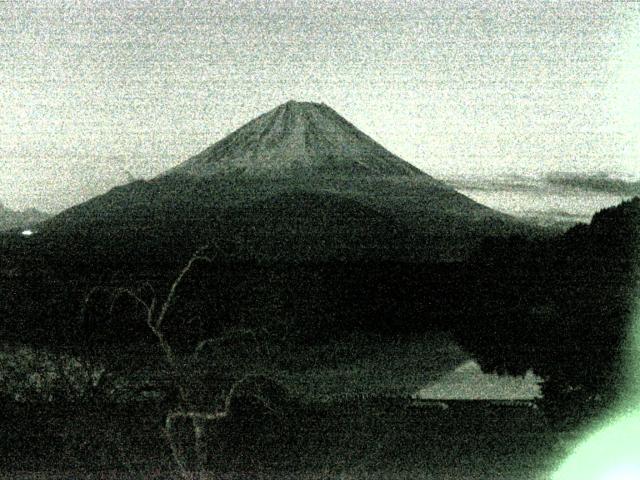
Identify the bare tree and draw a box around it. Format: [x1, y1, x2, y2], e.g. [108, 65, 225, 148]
[95, 246, 281, 479]
[106, 247, 213, 474]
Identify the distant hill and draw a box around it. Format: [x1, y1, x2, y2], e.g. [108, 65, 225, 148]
[33, 101, 536, 265]
[0, 203, 49, 232]
[452, 196, 640, 424]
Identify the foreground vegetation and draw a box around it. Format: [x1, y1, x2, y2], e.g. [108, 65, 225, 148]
[1, 198, 638, 477]
[3, 394, 575, 479]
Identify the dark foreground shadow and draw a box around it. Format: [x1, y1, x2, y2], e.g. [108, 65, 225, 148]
[1, 399, 568, 479]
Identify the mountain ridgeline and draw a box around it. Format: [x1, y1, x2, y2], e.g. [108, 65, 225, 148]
[0, 100, 544, 350]
[32, 101, 533, 266]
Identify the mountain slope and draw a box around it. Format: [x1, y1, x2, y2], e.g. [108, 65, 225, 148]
[167, 100, 425, 178]
[34, 101, 535, 264]
[36, 177, 418, 264]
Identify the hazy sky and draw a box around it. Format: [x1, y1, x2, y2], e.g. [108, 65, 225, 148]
[1, 1, 639, 212]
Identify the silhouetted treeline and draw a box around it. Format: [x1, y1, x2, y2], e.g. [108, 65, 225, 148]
[453, 197, 639, 421]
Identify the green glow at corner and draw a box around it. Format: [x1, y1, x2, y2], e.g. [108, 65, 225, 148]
[552, 411, 640, 480]
[552, 271, 640, 479]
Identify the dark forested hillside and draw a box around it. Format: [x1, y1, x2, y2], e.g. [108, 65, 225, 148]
[452, 197, 640, 422]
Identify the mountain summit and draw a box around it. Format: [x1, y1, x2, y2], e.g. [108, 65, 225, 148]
[34, 101, 536, 264]
[167, 100, 425, 178]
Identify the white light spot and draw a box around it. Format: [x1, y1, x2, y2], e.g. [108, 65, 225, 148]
[21, 230, 33, 236]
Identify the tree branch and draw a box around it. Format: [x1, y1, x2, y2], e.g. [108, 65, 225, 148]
[110, 287, 153, 316]
[155, 245, 213, 331]
[85, 244, 233, 476]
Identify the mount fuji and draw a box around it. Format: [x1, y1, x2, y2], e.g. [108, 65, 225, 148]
[34, 101, 533, 265]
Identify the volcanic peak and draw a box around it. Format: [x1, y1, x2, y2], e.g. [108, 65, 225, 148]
[166, 101, 426, 179]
